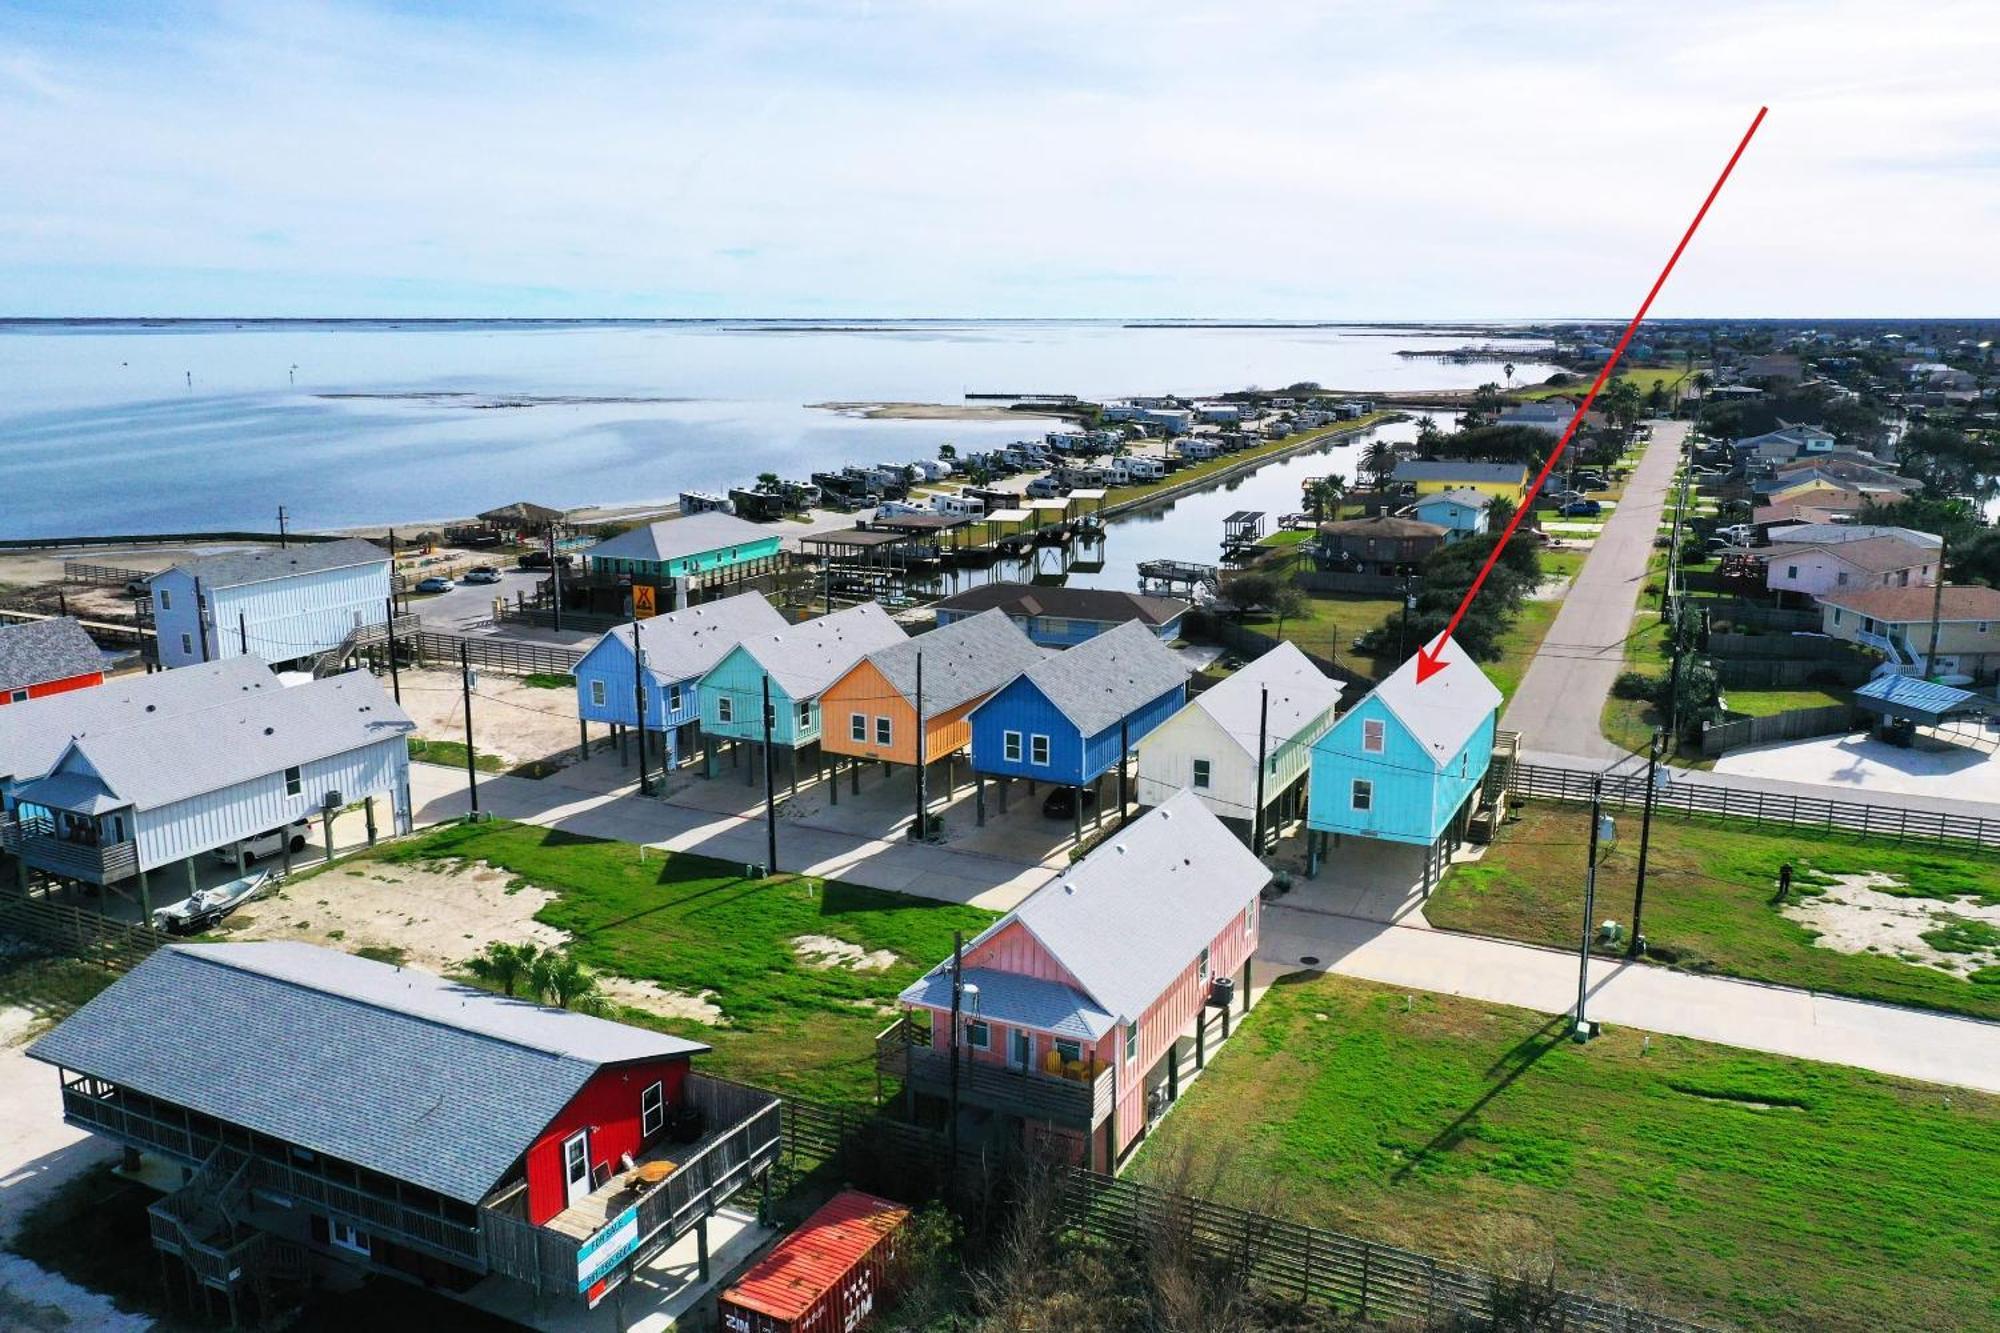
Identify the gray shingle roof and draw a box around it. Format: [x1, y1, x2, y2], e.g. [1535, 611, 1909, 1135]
[1191, 641, 1344, 761]
[15, 672, 411, 813]
[0, 657, 277, 786]
[931, 582, 1189, 628]
[587, 512, 776, 565]
[900, 967, 1115, 1041]
[593, 591, 789, 684]
[0, 618, 105, 693]
[991, 619, 1189, 736]
[29, 943, 706, 1206]
[970, 793, 1269, 1024]
[864, 609, 1046, 714]
[726, 603, 908, 700]
[167, 539, 389, 591]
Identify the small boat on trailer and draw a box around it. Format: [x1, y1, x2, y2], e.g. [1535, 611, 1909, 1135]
[151, 869, 274, 935]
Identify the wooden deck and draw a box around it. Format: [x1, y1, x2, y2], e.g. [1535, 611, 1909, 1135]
[543, 1125, 730, 1241]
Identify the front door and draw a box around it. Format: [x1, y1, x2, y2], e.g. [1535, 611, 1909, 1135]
[562, 1130, 591, 1207]
[1009, 1029, 1031, 1070]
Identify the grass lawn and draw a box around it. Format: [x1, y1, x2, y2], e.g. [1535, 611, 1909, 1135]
[1601, 602, 1670, 757]
[1239, 590, 1403, 664]
[1258, 527, 1315, 548]
[1720, 686, 1850, 718]
[1130, 973, 1999, 1333]
[407, 735, 506, 773]
[1429, 802, 2000, 1020]
[361, 820, 996, 1102]
[1512, 367, 1692, 402]
[1100, 413, 1392, 509]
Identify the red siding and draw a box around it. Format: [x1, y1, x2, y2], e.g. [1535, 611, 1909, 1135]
[0, 671, 104, 705]
[524, 1057, 690, 1225]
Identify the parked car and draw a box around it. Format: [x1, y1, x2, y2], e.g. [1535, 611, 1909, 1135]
[1042, 785, 1100, 820]
[517, 551, 574, 570]
[1570, 472, 1608, 491]
[209, 819, 312, 865]
[462, 566, 502, 585]
[1714, 523, 1755, 544]
[1025, 476, 1067, 499]
[415, 575, 456, 593]
[1559, 500, 1602, 518]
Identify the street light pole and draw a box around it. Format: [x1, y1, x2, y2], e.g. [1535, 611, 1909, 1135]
[1628, 729, 1666, 957]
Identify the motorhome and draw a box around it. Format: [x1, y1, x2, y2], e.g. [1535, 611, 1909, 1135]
[931, 492, 986, 518]
[680, 490, 733, 515]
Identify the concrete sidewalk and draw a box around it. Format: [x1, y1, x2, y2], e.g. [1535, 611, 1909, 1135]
[409, 761, 1058, 911]
[1260, 899, 2000, 1094]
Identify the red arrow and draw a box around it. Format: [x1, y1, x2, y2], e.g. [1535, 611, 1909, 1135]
[1414, 106, 1768, 685]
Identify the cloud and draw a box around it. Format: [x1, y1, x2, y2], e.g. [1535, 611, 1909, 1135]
[0, 0, 1995, 316]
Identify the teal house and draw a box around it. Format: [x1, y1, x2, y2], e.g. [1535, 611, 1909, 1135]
[1306, 636, 1500, 876]
[585, 512, 785, 581]
[696, 602, 907, 784]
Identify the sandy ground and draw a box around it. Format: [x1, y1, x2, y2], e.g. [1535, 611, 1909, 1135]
[397, 667, 586, 769]
[1784, 872, 2000, 976]
[792, 934, 896, 971]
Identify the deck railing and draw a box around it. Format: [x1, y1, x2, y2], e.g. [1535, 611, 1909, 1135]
[12, 816, 138, 884]
[876, 1016, 1112, 1127]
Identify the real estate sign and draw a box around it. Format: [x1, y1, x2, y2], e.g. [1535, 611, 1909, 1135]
[577, 1202, 641, 1296]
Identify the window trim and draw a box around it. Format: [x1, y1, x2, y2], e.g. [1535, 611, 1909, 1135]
[1003, 730, 1023, 763]
[798, 700, 814, 729]
[1191, 758, 1211, 790]
[717, 695, 734, 724]
[668, 683, 683, 712]
[1125, 1021, 1138, 1066]
[1198, 946, 1210, 982]
[1030, 734, 1051, 766]
[590, 679, 607, 708]
[965, 1019, 990, 1050]
[640, 1081, 665, 1138]
[1351, 778, 1373, 812]
[1362, 718, 1386, 754]
[875, 715, 893, 747]
[284, 766, 302, 798]
[158, 588, 172, 611]
[327, 1219, 370, 1257]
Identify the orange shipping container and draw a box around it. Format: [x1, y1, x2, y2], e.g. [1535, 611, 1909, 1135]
[718, 1191, 911, 1333]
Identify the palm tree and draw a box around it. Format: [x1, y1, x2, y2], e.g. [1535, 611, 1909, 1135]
[532, 949, 607, 1013]
[466, 941, 541, 998]
[1362, 438, 1398, 494]
[1303, 476, 1344, 522]
[938, 443, 957, 460]
[1503, 361, 1515, 389]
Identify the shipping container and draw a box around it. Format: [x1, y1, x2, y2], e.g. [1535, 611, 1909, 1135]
[718, 1190, 911, 1333]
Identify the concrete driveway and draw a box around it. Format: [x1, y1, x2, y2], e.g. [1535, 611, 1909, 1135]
[1714, 724, 2000, 803]
[1501, 421, 1687, 759]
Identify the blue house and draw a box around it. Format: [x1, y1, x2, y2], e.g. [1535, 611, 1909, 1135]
[967, 620, 1190, 835]
[931, 583, 1188, 648]
[572, 591, 787, 769]
[1408, 489, 1493, 543]
[1306, 635, 1500, 880]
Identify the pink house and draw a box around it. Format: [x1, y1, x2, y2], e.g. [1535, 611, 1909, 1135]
[1762, 533, 1937, 604]
[886, 791, 1270, 1170]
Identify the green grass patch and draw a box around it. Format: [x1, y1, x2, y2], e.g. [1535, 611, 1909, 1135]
[1922, 916, 2000, 956]
[1429, 802, 2000, 1020]
[407, 736, 506, 773]
[1100, 413, 1393, 509]
[1720, 686, 1851, 718]
[1258, 528, 1315, 548]
[1130, 973, 2000, 1332]
[521, 672, 576, 690]
[1511, 367, 1692, 401]
[361, 820, 996, 1102]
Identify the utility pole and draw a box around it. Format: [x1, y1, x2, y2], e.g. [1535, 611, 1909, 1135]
[1628, 730, 1664, 957]
[762, 675, 778, 873]
[194, 577, 212, 662]
[387, 529, 399, 618]
[459, 640, 480, 817]
[1251, 686, 1270, 854]
[547, 525, 564, 633]
[1573, 774, 1604, 1040]
[912, 652, 927, 841]
[276, 505, 290, 549]
[383, 596, 402, 703]
[632, 622, 651, 796]
[1923, 531, 1949, 679]
[238, 611, 249, 657]
[947, 931, 963, 1204]
[1118, 718, 1131, 829]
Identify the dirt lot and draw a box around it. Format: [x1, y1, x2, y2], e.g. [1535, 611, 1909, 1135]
[396, 666, 584, 768]
[1784, 871, 2000, 977]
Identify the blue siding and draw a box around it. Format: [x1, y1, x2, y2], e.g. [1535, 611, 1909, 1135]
[969, 677, 1186, 787]
[697, 645, 809, 748]
[572, 634, 701, 755]
[1306, 695, 1494, 845]
[937, 609, 1182, 649]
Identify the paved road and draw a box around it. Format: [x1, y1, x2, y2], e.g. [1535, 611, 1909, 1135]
[1500, 420, 1687, 759]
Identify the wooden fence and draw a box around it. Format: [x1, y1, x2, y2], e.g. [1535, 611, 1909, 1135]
[1701, 704, 1855, 756]
[1701, 600, 1819, 633]
[1506, 760, 2000, 850]
[61, 560, 152, 587]
[1707, 631, 1854, 661]
[1296, 570, 1407, 596]
[0, 894, 163, 972]
[1056, 1170, 1711, 1333]
[405, 631, 584, 677]
[1713, 656, 1871, 689]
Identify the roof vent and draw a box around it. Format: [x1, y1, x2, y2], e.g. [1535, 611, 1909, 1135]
[145, 704, 157, 712]
[1064, 882, 1076, 894]
[263, 726, 274, 735]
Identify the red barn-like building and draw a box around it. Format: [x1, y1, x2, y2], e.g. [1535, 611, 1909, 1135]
[0, 617, 105, 705]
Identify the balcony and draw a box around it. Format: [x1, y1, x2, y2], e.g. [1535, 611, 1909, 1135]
[12, 816, 138, 884]
[877, 1017, 1113, 1128]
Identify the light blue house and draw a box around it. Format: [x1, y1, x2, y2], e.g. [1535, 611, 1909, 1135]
[696, 603, 907, 786]
[150, 539, 392, 670]
[1408, 488, 1493, 543]
[931, 583, 1188, 648]
[572, 592, 787, 768]
[1306, 636, 1501, 880]
[967, 621, 1190, 830]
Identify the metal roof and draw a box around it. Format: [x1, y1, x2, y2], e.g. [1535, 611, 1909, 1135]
[1414, 488, 1495, 511]
[585, 512, 777, 565]
[0, 617, 105, 692]
[0, 657, 278, 787]
[931, 582, 1189, 628]
[166, 539, 389, 591]
[985, 619, 1190, 737]
[1188, 641, 1344, 762]
[899, 967, 1115, 1040]
[1393, 461, 1528, 485]
[590, 591, 789, 684]
[862, 609, 1046, 714]
[16, 671, 411, 813]
[1361, 635, 1501, 768]
[722, 603, 909, 700]
[1852, 675, 1986, 723]
[28, 943, 706, 1206]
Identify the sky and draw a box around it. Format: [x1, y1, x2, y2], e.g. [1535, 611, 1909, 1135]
[1, 1, 1996, 319]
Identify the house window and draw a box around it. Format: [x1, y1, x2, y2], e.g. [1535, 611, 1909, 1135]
[1832, 609, 1843, 625]
[641, 1081, 665, 1137]
[1245, 897, 1258, 933]
[765, 701, 777, 729]
[1125, 1022, 1138, 1066]
[1786, 565, 1799, 579]
[8, 690, 26, 703]
[590, 680, 607, 707]
[1192, 758, 1211, 790]
[1055, 1039, 1082, 1066]
[180, 633, 193, 656]
[1351, 779, 1373, 812]
[669, 684, 683, 712]
[158, 588, 172, 611]
[798, 701, 814, 729]
[1003, 730, 1023, 762]
[285, 766, 302, 797]
[1198, 946, 1210, 982]
[850, 712, 867, 742]
[328, 1220, 370, 1257]
[717, 695, 734, 724]
[965, 1019, 990, 1050]
[875, 716, 893, 746]
[1030, 734, 1050, 766]
[1362, 719, 1385, 754]
[1835, 571, 1848, 586]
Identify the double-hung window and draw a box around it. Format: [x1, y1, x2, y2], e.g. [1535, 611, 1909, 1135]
[158, 589, 172, 611]
[285, 766, 302, 797]
[1351, 779, 1373, 812]
[669, 684, 683, 712]
[850, 712, 867, 742]
[1362, 719, 1385, 754]
[1125, 1022, 1138, 1066]
[875, 716, 893, 747]
[590, 679, 607, 708]
[798, 701, 814, 729]
[1003, 731, 1023, 762]
[1030, 734, 1050, 766]
[328, 1220, 370, 1257]
[717, 695, 734, 724]
[965, 1019, 990, 1050]
[641, 1081, 665, 1137]
[1192, 758, 1211, 789]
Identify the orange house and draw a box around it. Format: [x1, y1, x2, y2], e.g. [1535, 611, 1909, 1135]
[819, 608, 1043, 767]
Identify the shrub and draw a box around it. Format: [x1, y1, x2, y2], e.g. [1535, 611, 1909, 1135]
[1613, 672, 1662, 701]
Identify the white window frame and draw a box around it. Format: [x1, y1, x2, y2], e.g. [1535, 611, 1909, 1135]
[965, 1019, 990, 1050]
[1030, 734, 1050, 766]
[158, 588, 171, 611]
[328, 1219, 370, 1257]
[8, 689, 27, 703]
[285, 766, 302, 797]
[669, 684, 683, 712]
[1055, 1038, 1082, 1066]
[717, 695, 734, 724]
[875, 715, 893, 747]
[180, 633, 193, 656]
[641, 1081, 665, 1137]
[1191, 758, 1211, 790]
[1198, 946, 1210, 982]
[1351, 778, 1373, 812]
[1362, 718, 1386, 754]
[850, 712, 867, 742]
[1003, 730, 1023, 763]
[590, 679, 607, 708]
[798, 700, 814, 729]
[1125, 1021, 1138, 1066]
[1245, 897, 1257, 933]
